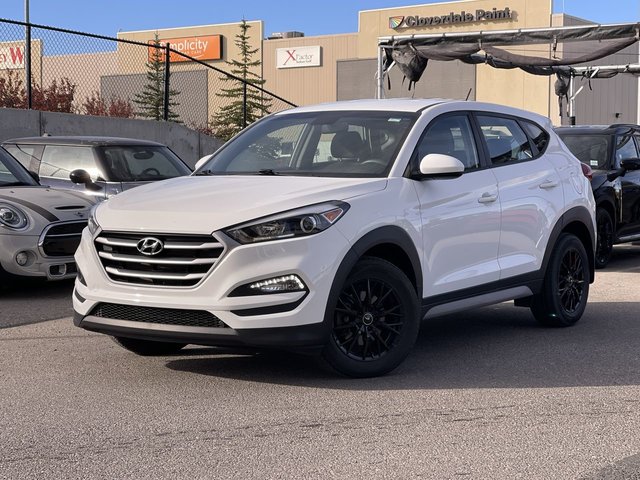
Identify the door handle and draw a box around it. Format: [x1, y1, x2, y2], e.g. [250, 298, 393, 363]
[478, 192, 498, 204]
[539, 180, 559, 189]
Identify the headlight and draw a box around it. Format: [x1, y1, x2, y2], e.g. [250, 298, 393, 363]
[224, 201, 350, 244]
[0, 203, 28, 229]
[87, 206, 100, 235]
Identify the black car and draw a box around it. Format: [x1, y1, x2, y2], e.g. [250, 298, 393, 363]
[2, 136, 192, 200]
[555, 124, 640, 268]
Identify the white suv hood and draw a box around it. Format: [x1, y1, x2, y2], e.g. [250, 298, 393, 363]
[95, 175, 388, 234]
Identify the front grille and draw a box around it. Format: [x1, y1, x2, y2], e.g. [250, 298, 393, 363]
[90, 303, 229, 328]
[94, 232, 224, 287]
[41, 220, 87, 257]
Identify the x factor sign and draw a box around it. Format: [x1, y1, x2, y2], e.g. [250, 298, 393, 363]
[276, 46, 322, 69]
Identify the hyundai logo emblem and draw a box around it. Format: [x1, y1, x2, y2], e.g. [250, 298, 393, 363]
[136, 237, 164, 256]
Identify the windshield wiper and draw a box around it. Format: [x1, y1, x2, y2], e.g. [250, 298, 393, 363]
[257, 169, 280, 175]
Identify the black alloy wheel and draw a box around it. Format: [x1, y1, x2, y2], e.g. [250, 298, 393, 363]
[531, 233, 590, 327]
[323, 257, 420, 377]
[595, 208, 614, 269]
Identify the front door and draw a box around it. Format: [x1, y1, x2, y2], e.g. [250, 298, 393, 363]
[412, 113, 501, 297]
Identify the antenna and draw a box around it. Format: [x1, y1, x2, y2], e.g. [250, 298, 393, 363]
[465, 88, 473, 101]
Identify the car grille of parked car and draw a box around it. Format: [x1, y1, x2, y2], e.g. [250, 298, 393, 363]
[41, 220, 88, 257]
[90, 302, 229, 328]
[94, 232, 224, 287]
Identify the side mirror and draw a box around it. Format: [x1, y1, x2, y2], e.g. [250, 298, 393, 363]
[194, 154, 212, 172]
[69, 169, 103, 191]
[607, 158, 640, 182]
[28, 170, 40, 183]
[621, 158, 640, 171]
[414, 153, 465, 179]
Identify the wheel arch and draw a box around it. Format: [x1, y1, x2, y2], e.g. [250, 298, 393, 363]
[543, 206, 595, 283]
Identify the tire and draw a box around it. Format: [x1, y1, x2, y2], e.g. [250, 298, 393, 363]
[322, 257, 420, 378]
[531, 233, 590, 327]
[595, 207, 614, 269]
[111, 336, 187, 356]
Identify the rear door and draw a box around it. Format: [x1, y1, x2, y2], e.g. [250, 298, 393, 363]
[475, 114, 564, 279]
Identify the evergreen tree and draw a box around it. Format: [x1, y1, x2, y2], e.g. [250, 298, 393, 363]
[212, 20, 271, 140]
[133, 33, 180, 122]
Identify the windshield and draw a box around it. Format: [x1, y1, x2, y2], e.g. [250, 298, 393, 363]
[198, 111, 418, 177]
[559, 134, 611, 170]
[99, 146, 191, 182]
[0, 147, 38, 187]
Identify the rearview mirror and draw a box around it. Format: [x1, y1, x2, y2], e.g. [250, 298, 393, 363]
[415, 153, 465, 179]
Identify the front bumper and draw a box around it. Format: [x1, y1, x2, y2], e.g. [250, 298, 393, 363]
[73, 226, 351, 348]
[0, 233, 77, 280]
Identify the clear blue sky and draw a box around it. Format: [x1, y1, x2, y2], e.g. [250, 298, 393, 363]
[2, 0, 639, 37]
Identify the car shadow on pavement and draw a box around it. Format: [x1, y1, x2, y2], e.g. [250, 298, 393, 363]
[165, 300, 640, 390]
[601, 245, 640, 273]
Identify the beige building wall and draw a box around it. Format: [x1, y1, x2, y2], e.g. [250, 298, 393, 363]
[117, 21, 263, 125]
[42, 51, 118, 112]
[262, 34, 358, 106]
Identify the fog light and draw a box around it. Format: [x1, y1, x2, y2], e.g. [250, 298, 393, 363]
[15, 251, 29, 266]
[229, 274, 308, 296]
[249, 275, 306, 293]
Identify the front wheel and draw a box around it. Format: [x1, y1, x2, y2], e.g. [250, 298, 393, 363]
[595, 208, 614, 269]
[531, 233, 590, 327]
[322, 257, 420, 378]
[112, 336, 187, 356]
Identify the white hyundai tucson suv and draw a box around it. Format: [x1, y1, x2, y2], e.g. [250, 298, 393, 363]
[73, 99, 596, 377]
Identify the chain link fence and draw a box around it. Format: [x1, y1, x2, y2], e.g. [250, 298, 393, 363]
[0, 18, 296, 137]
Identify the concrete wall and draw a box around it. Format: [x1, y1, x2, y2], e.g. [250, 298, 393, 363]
[0, 108, 223, 168]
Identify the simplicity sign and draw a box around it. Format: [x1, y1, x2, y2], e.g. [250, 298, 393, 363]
[389, 7, 514, 29]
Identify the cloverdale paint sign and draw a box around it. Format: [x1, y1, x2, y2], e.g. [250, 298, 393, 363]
[276, 46, 322, 69]
[389, 7, 514, 29]
[148, 35, 222, 62]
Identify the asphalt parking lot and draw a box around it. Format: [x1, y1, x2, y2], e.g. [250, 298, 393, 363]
[2, 246, 640, 479]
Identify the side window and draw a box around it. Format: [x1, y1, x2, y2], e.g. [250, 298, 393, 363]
[4, 144, 43, 172]
[416, 114, 480, 171]
[615, 135, 638, 166]
[477, 115, 533, 166]
[521, 121, 549, 154]
[41, 146, 101, 180]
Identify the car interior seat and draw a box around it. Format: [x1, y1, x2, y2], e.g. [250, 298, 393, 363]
[330, 131, 368, 161]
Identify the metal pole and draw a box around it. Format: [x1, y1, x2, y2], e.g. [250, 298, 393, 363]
[377, 45, 383, 99]
[568, 74, 576, 125]
[163, 42, 170, 121]
[25, 0, 32, 109]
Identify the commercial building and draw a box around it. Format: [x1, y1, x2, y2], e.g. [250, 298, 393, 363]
[12, 0, 639, 126]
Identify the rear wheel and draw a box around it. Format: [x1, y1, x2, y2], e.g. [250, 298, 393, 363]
[595, 207, 614, 269]
[112, 336, 187, 356]
[322, 257, 420, 378]
[531, 233, 590, 327]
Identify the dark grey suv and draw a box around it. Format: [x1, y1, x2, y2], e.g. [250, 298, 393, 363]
[555, 124, 640, 268]
[3, 136, 192, 200]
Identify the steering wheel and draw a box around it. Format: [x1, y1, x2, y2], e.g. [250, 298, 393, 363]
[360, 159, 387, 167]
[140, 167, 161, 177]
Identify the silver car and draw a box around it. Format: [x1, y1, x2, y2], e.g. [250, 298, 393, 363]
[0, 147, 94, 282]
[3, 136, 192, 200]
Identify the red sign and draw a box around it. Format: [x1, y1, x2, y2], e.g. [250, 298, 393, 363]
[148, 35, 222, 63]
